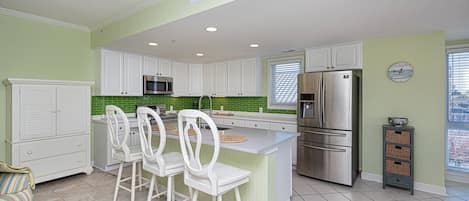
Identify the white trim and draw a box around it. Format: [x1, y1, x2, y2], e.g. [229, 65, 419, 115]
[446, 170, 469, 184]
[0, 7, 89, 32]
[3, 78, 94, 86]
[447, 44, 469, 50]
[267, 57, 304, 110]
[361, 172, 447, 196]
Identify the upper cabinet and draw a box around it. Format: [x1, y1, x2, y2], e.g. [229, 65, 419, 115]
[143, 56, 158, 75]
[204, 58, 262, 97]
[188, 64, 203, 96]
[305, 42, 362, 72]
[158, 58, 172, 77]
[172, 62, 189, 96]
[97, 49, 142, 96]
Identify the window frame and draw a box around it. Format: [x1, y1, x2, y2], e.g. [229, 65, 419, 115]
[267, 57, 304, 110]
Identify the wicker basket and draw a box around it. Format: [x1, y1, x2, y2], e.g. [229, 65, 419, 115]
[386, 144, 411, 160]
[385, 130, 411, 145]
[386, 159, 411, 176]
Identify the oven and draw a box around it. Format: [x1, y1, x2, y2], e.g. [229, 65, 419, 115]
[143, 75, 173, 95]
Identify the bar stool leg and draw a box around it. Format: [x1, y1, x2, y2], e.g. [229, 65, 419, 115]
[147, 175, 156, 201]
[191, 190, 198, 201]
[138, 162, 143, 190]
[131, 161, 137, 201]
[167, 176, 173, 201]
[113, 162, 124, 201]
[217, 195, 222, 201]
[235, 187, 241, 201]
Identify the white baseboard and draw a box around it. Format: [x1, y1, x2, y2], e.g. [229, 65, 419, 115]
[446, 170, 469, 184]
[361, 172, 447, 196]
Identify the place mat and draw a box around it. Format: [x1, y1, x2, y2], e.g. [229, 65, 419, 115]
[220, 135, 247, 143]
[152, 124, 176, 131]
[169, 129, 197, 136]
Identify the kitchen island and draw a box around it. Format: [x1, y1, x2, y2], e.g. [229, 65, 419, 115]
[160, 125, 297, 201]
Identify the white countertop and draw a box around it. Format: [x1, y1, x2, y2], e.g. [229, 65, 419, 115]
[162, 126, 297, 155]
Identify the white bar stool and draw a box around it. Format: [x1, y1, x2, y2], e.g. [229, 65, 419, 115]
[177, 109, 251, 201]
[136, 107, 188, 201]
[106, 105, 149, 201]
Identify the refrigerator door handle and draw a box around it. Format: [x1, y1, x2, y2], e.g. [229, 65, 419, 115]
[303, 144, 346, 152]
[321, 77, 326, 126]
[303, 131, 347, 136]
[318, 79, 323, 128]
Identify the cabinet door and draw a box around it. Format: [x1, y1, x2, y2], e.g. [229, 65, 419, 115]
[242, 58, 259, 96]
[305, 48, 330, 72]
[227, 60, 242, 96]
[215, 62, 228, 96]
[172, 62, 189, 96]
[143, 56, 158, 75]
[203, 64, 216, 96]
[57, 86, 90, 136]
[189, 64, 203, 96]
[19, 86, 56, 140]
[123, 53, 143, 96]
[158, 58, 172, 76]
[331, 43, 362, 70]
[101, 50, 123, 95]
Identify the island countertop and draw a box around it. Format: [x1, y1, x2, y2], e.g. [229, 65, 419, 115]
[164, 126, 298, 155]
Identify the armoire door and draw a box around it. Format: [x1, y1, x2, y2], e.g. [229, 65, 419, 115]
[19, 86, 56, 140]
[57, 86, 90, 136]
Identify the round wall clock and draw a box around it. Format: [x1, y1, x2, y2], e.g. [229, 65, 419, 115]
[387, 62, 414, 82]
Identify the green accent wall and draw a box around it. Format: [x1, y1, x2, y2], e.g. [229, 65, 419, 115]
[91, 0, 234, 47]
[362, 32, 446, 187]
[92, 96, 296, 115]
[0, 14, 93, 161]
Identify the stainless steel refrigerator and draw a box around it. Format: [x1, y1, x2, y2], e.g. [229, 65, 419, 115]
[296, 70, 360, 186]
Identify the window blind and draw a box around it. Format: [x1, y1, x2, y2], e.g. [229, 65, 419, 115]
[448, 49, 469, 122]
[270, 61, 301, 107]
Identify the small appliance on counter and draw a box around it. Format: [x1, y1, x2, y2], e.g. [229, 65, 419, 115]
[136, 104, 177, 122]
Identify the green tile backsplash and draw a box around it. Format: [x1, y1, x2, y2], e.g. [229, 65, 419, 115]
[91, 96, 296, 115]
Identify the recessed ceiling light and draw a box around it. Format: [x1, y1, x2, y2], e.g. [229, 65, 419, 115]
[196, 53, 204, 57]
[148, 42, 158, 46]
[205, 27, 217, 32]
[249, 43, 260, 48]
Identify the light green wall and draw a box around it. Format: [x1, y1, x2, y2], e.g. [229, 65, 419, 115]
[0, 14, 94, 161]
[362, 32, 446, 186]
[91, 0, 234, 47]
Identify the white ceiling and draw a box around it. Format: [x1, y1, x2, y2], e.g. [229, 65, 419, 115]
[0, 0, 161, 30]
[104, 0, 469, 63]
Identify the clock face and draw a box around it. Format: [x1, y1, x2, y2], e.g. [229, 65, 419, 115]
[388, 62, 413, 82]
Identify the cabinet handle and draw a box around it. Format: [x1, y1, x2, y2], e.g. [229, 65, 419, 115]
[231, 122, 234, 125]
[254, 124, 258, 127]
[282, 127, 285, 130]
[27, 151, 32, 155]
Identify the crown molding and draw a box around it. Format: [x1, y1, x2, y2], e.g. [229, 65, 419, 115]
[0, 7, 90, 32]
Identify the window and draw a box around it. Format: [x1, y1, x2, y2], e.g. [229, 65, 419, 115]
[447, 47, 469, 171]
[268, 59, 302, 109]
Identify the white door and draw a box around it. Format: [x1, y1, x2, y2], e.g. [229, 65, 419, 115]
[19, 86, 56, 140]
[101, 50, 123, 95]
[331, 43, 362, 70]
[57, 86, 90, 136]
[215, 62, 228, 96]
[189, 64, 203, 96]
[143, 56, 158, 75]
[172, 62, 188, 96]
[203, 63, 216, 96]
[123, 53, 143, 96]
[158, 58, 172, 76]
[305, 48, 331, 72]
[242, 58, 259, 96]
[227, 60, 242, 96]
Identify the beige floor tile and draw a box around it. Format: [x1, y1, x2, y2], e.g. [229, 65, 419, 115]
[341, 191, 372, 201]
[321, 193, 349, 201]
[301, 195, 327, 201]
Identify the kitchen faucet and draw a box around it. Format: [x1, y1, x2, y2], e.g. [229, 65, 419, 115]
[198, 95, 213, 128]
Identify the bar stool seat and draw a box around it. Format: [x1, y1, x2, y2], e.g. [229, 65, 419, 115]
[143, 152, 185, 175]
[185, 162, 250, 195]
[113, 145, 145, 162]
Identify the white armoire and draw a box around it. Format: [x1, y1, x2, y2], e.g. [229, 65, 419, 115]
[3, 78, 94, 183]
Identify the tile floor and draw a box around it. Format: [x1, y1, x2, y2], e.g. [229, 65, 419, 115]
[33, 168, 469, 201]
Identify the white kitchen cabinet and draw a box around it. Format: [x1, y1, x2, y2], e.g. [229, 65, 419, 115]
[123, 53, 143, 96]
[158, 58, 172, 76]
[143, 56, 158, 75]
[305, 42, 362, 72]
[203, 63, 217, 96]
[241, 58, 262, 96]
[4, 79, 93, 183]
[172, 62, 189, 96]
[188, 64, 203, 96]
[227, 60, 243, 96]
[305, 47, 330, 72]
[245, 120, 270, 130]
[215, 62, 228, 96]
[97, 49, 142, 96]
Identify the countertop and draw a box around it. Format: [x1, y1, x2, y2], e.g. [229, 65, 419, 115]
[162, 126, 298, 155]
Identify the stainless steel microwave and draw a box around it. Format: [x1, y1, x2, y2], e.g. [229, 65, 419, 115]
[143, 76, 173, 95]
